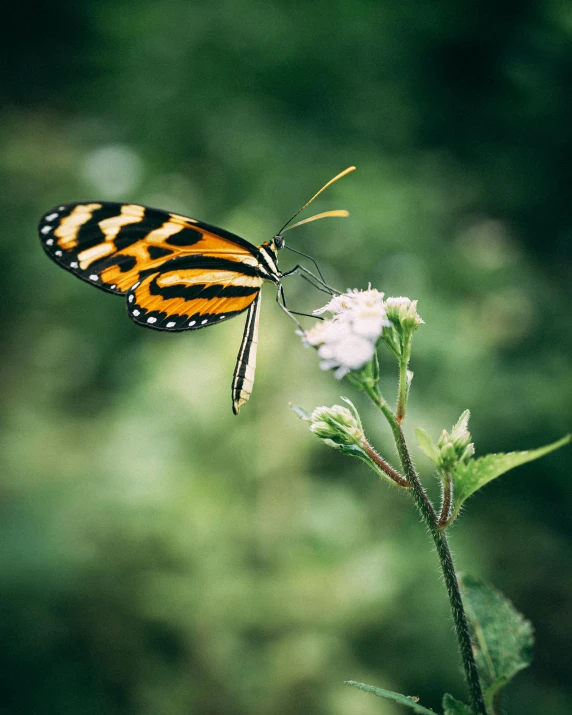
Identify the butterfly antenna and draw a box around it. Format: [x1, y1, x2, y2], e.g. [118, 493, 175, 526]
[282, 209, 350, 287]
[276, 166, 356, 236]
[282, 209, 349, 233]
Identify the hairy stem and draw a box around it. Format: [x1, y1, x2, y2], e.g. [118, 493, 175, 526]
[361, 439, 410, 488]
[396, 424, 486, 714]
[438, 473, 453, 527]
[365, 384, 487, 714]
[396, 357, 409, 423]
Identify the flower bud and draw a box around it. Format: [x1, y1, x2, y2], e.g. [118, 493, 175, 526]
[453, 431, 472, 453]
[459, 443, 475, 463]
[380, 296, 423, 363]
[309, 400, 364, 449]
[436, 410, 475, 471]
[384, 297, 424, 332]
[437, 429, 450, 449]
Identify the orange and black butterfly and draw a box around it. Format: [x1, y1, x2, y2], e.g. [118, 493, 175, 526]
[38, 168, 354, 413]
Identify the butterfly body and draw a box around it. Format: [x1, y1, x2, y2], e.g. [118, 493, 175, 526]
[39, 201, 283, 412]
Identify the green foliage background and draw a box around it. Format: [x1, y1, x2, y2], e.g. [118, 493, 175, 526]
[1, 1, 571, 713]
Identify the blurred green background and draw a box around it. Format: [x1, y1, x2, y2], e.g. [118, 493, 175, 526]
[1, 1, 571, 713]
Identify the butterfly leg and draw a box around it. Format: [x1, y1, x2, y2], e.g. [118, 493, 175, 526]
[275, 284, 308, 331]
[281, 264, 340, 295]
[281, 246, 333, 292]
[287, 268, 336, 297]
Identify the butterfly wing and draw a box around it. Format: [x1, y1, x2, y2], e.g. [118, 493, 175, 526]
[38, 201, 265, 295]
[126, 257, 263, 331]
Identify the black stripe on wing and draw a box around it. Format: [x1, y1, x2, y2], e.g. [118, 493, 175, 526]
[39, 203, 200, 293]
[126, 270, 262, 332]
[38, 202, 266, 295]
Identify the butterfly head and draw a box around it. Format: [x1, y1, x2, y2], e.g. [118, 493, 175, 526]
[273, 234, 285, 251]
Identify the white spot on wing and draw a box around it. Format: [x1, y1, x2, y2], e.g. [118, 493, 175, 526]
[55, 250, 62, 256]
[147, 317, 157, 324]
[45, 239, 54, 246]
[132, 281, 140, 289]
[219, 315, 225, 320]
[132, 309, 140, 316]
[166, 321, 176, 328]
[201, 319, 208, 325]
[45, 213, 58, 221]
[189, 320, 196, 326]
[89, 274, 99, 281]
[41, 226, 51, 234]
[128, 294, 134, 302]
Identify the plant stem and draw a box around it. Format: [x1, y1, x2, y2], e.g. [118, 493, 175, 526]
[438, 473, 453, 527]
[361, 439, 410, 488]
[366, 384, 487, 714]
[396, 357, 409, 423]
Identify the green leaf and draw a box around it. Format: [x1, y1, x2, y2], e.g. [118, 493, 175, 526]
[345, 681, 435, 714]
[337, 443, 368, 457]
[449, 434, 570, 523]
[415, 427, 440, 463]
[451, 409, 471, 436]
[460, 574, 533, 708]
[442, 693, 474, 715]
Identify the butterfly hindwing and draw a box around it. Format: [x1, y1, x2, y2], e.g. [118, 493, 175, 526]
[38, 201, 266, 295]
[126, 260, 264, 331]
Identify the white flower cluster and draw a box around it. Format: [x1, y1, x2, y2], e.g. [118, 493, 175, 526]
[302, 288, 390, 378]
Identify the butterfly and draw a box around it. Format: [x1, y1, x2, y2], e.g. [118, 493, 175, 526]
[38, 167, 354, 413]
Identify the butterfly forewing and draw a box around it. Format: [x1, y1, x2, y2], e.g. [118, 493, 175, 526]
[38, 202, 267, 295]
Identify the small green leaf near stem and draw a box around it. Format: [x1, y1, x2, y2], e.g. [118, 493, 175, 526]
[448, 434, 571, 525]
[460, 574, 533, 710]
[345, 681, 435, 714]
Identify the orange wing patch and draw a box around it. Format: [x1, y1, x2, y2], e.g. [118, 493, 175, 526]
[39, 202, 265, 295]
[126, 267, 263, 331]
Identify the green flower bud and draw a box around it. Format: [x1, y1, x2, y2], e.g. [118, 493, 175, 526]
[310, 420, 336, 440]
[380, 296, 423, 364]
[459, 443, 475, 463]
[436, 410, 475, 471]
[438, 442, 458, 471]
[384, 297, 424, 333]
[437, 429, 450, 449]
[309, 400, 365, 449]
